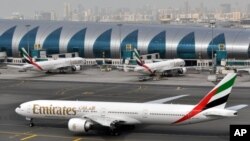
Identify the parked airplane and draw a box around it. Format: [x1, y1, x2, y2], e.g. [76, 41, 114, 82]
[8, 48, 85, 73]
[133, 48, 187, 77]
[15, 73, 247, 135]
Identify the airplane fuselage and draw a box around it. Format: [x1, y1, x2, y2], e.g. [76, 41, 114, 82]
[15, 73, 245, 135]
[134, 58, 186, 75]
[23, 57, 84, 72]
[15, 100, 225, 125]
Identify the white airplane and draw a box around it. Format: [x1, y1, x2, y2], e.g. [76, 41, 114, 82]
[133, 49, 187, 76]
[8, 48, 85, 73]
[15, 73, 247, 135]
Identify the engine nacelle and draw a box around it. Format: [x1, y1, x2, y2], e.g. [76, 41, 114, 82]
[68, 118, 93, 133]
[178, 67, 187, 74]
[71, 65, 81, 71]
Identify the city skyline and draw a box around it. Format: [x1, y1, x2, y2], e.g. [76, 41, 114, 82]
[0, 0, 250, 19]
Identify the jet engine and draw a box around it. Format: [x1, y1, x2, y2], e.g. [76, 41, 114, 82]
[177, 67, 187, 74]
[68, 118, 93, 133]
[162, 67, 187, 76]
[71, 65, 81, 71]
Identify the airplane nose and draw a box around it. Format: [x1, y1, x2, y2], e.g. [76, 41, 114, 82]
[15, 107, 21, 114]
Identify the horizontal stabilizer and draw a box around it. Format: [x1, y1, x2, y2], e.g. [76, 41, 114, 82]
[226, 104, 248, 111]
[146, 95, 188, 104]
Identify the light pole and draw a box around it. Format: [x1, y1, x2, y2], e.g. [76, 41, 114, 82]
[210, 21, 215, 73]
[25, 24, 31, 55]
[117, 23, 122, 64]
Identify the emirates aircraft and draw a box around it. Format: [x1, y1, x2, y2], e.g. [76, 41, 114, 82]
[15, 73, 247, 135]
[8, 48, 84, 73]
[133, 49, 187, 76]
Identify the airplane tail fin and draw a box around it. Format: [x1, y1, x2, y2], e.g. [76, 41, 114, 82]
[19, 48, 43, 71]
[20, 48, 32, 64]
[174, 73, 237, 124]
[198, 73, 237, 110]
[133, 48, 144, 66]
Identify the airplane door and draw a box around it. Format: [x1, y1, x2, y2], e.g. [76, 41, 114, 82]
[27, 104, 32, 114]
[142, 109, 148, 118]
[101, 108, 106, 118]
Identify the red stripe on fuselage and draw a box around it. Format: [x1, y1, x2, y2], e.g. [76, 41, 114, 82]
[142, 64, 154, 74]
[31, 61, 43, 71]
[173, 88, 218, 124]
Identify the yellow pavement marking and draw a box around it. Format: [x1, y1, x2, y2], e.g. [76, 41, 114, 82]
[82, 91, 94, 95]
[20, 134, 37, 141]
[73, 138, 82, 141]
[0, 131, 103, 141]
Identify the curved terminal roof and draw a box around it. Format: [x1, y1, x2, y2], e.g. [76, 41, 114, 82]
[0, 19, 249, 59]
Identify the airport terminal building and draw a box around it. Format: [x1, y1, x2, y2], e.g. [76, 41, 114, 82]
[0, 19, 250, 59]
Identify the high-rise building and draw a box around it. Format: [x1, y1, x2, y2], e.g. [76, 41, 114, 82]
[40, 12, 51, 20]
[51, 11, 57, 21]
[64, 3, 72, 20]
[34, 12, 52, 20]
[247, 4, 250, 13]
[10, 12, 24, 20]
[220, 3, 231, 13]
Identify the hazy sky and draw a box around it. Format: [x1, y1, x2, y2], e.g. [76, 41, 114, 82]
[0, 0, 249, 18]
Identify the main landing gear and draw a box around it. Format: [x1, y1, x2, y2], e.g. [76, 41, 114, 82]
[109, 128, 121, 136]
[110, 128, 121, 136]
[109, 121, 121, 136]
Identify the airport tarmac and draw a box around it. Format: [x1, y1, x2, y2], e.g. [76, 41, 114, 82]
[0, 78, 249, 141]
[1, 67, 250, 87]
[0, 67, 250, 140]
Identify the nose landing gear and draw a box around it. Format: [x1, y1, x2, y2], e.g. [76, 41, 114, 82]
[26, 117, 34, 127]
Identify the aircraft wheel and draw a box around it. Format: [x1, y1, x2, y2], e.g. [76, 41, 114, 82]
[27, 118, 34, 127]
[110, 130, 120, 136]
[29, 123, 34, 127]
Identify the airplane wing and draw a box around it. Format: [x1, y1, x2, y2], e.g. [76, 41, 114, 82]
[49, 63, 76, 71]
[7, 65, 25, 69]
[117, 64, 136, 71]
[158, 66, 211, 72]
[236, 68, 250, 74]
[5, 62, 26, 65]
[105, 64, 136, 72]
[7, 64, 32, 71]
[226, 104, 248, 111]
[145, 95, 188, 104]
[51, 63, 84, 71]
[83, 115, 140, 127]
[157, 66, 184, 73]
[50, 63, 68, 70]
